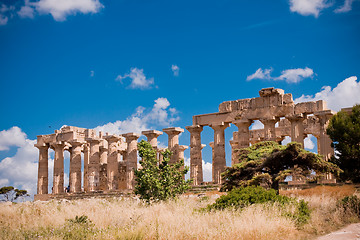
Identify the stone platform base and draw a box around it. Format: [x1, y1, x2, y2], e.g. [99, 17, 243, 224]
[34, 190, 133, 201]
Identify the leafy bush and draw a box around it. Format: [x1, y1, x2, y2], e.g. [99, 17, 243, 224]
[206, 186, 310, 225]
[339, 195, 360, 216]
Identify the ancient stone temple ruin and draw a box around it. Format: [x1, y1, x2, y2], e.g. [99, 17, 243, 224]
[35, 88, 346, 200]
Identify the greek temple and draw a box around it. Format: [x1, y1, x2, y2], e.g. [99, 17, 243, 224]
[34, 88, 349, 200]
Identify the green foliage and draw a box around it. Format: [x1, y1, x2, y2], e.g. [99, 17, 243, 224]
[339, 195, 360, 216]
[222, 141, 341, 191]
[134, 140, 191, 202]
[327, 105, 360, 182]
[206, 186, 311, 225]
[0, 186, 29, 202]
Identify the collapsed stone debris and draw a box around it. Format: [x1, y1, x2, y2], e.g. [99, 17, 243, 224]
[34, 88, 348, 200]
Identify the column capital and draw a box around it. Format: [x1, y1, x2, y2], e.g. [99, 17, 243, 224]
[286, 113, 305, 121]
[233, 119, 253, 127]
[260, 116, 279, 123]
[68, 140, 85, 147]
[34, 143, 48, 150]
[163, 127, 184, 135]
[122, 132, 140, 140]
[185, 125, 203, 133]
[142, 130, 163, 137]
[314, 110, 336, 119]
[210, 122, 230, 130]
[104, 134, 121, 143]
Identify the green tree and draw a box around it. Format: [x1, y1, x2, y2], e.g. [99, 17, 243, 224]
[0, 186, 29, 202]
[327, 104, 360, 182]
[222, 141, 341, 191]
[134, 140, 191, 202]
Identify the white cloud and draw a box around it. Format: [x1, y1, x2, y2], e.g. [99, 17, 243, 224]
[202, 160, 212, 182]
[0, 126, 27, 151]
[247, 67, 314, 83]
[18, 0, 35, 19]
[275, 67, 314, 83]
[246, 68, 272, 81]
[32, 0, 104, 21]
[90, 70, 94, 77]
[289, 0, 330, 17]
[95, 97, 179, 135]
[282, 136, 291, 145]
[295, 76, 360, 111]
[0, 4, 9, 25]
[171, 65, 179, 76]
[334, 0, 354, 13]
[304, 135, 315, 150]
[116, 68, 155, 90]
[0, 128, 39, 196]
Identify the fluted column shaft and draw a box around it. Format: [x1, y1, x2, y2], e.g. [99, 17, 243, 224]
[87, 139, 101, 192]
[260, 118, 278, 141]
[52, 143, 65, 194]
[315, 111, 335, 161]
[69, 142, 83, 193]
[36, 145, 48, 195]
[211, 123, 229, 184]
[123, 133, 140, 190]
[105, 135, 120, 191]
[186, 125, 203, 185]
[83, 143, 90, 192]
[233, 119, 253, 149]
[163, 127, 184, 164]
[287, 114, 305, 148]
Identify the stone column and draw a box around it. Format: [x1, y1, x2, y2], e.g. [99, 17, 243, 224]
[35, 144, 49, 195]
[105, 135, 120, 191]
[315, 110, 335, 161]
[86, 138, 101, 192]
[163, 127, 184, 164]
[185, 125, 203, 186]
[69, 141, 83, 193]
[122, 133, 140, 190]
[286, 114, 306, 148]
[210, 122, 230, 184]
[260, 117, 279, 141]
[142, 130, 163, 149]
[118, 150, 127, 190]
[233, 119, 253, 149]
[99, 141, 108, 191]
[51, 142, 65, 194]
[178, 145, 188, 179]
[83, 143, 90, 192]
[229, 140, 238, 166]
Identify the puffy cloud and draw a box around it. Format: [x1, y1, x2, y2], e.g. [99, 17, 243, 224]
[289, 0, 330, 17]
[90, 70, 94, 77]
[295, 76, 360, 111]
[247, 67, 314, 83]
[18, 0, 35, 19]
[0, 127, 39, 195]
[116, 68, 155, 90]
[171, 65, 180, 76]
[304, 135, 315, 150]
[0, 127, 27, 151]
[276, 67, 314, 83]
[95, 97, 179, 135]
[334, 0, 354, 13]
[32, 0, 104, 21]
[246, 68, 272, 81]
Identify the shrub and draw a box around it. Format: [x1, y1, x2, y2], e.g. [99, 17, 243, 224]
[206, 186, 310, 226]
[339, 195, 360, 216]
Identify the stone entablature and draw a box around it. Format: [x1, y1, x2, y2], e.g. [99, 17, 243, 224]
[186, 87, 342, 186]
[34, 126, 186, 199]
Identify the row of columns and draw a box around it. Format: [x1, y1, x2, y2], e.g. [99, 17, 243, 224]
[36, 127, 188, 195]
[186, 111, 335, 186]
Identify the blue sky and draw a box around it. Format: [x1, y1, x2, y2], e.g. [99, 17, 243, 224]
[0, 0, 360, 196]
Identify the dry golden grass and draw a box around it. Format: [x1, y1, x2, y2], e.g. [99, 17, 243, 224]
[280, 185, 358, 199]
[0, 185, 359, 240]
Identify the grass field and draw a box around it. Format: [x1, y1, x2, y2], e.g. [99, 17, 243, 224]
[0, 185, 359, 240]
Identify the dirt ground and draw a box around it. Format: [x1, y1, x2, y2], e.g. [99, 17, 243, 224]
[317, 223, 360, 240]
